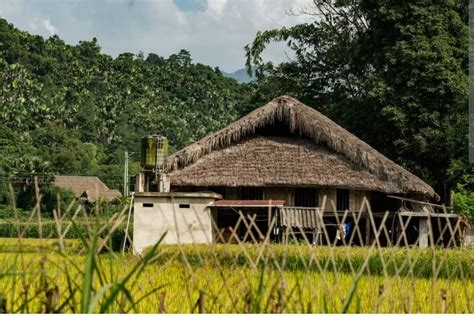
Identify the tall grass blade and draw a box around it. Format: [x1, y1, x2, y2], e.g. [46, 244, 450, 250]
[80, 221, 99, 313]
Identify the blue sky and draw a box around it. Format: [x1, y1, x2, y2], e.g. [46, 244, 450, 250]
[0, 0, 313, 72]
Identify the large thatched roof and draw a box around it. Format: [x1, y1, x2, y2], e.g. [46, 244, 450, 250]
[167, 96, 436, 199]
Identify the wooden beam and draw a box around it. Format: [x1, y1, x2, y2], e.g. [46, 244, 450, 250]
[267, 201, 272, 240]
[398, 212, 457, 218]
[387, 195, 452, 209]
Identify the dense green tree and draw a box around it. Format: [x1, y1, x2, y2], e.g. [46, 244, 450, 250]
[1, 1, 470, 212]
[245, 0, 469, 201]
[360, 0, 468, 200]
[0, 17, 250, 208]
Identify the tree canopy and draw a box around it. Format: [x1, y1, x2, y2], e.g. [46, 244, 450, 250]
[0, 0, 471, 210]
[245, 0, 470, 202]
[0, 18, 250, 198]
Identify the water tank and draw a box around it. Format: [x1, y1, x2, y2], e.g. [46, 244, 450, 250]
[140, 135, 168, 170]
[156, 136, 168, 169]
[141, 135, 158, 169]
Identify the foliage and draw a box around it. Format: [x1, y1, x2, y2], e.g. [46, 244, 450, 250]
[0, 241, 472, 313]
[0, 0, 471, 206]
[245, 0, 469, 200]
[452, 182, 474, 221]
[149, 244, 473, 280]
[0, 205, 17, 220]
[100, 196, 133, 216]
[0, 221, 131, 251]
[40, 185, 78, 217]
[0, 18, 250, 207]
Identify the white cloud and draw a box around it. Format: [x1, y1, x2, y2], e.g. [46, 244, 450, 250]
[29, 21, 37, 31]
[206, 0, 226, 17]
[0, 0, 24, 16]
[42, 19, 57, 35]
[1, 0, 314, 71]
[170, 0, 314, 70]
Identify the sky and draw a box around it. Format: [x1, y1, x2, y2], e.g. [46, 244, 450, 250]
[0, 0, 314, 72]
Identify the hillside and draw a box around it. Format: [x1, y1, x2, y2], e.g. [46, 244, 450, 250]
[0, 0, 471, 212]
[0, 18, 251, 199]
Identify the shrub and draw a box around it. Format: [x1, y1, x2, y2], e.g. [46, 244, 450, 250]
[40, 185, 78, 216]
[147, 244, 473, 280]
[0, 205, 37, 220]
[0, 205, 15, 220]
[0, 220, 132, 252]
[452, 183, 474, 222]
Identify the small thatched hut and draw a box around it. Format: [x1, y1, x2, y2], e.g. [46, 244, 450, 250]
[166, 96, 436, 210]
[54, 175, 122, 202]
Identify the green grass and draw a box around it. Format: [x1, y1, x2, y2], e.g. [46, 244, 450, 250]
[0, 221, 131, 251]
[0, 237, 82, 253]
[151, 243, 474, 279]
[0, 238, 472, 313]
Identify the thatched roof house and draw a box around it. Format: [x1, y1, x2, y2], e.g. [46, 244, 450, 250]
[133, 96, 443, 247]
[54, 176, 122, 202]
[167, 96, 435, 198]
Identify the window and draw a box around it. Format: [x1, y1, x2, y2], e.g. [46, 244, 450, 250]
[179, 204, 190, 209]
[143, 203, 153, 208]
[336, 189, 350, 210]
[240, 187, 263, 200]
[294, 188, 318, 207]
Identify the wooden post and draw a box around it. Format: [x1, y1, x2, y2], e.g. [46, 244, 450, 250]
[191, 291, 206, 313]
[52, 209, 65, 253]
[365, 214, 371, 246]
[268, 200, 272, 242]
[198, 292, 205, 313]
[158, 292, 166, 313]
[419, 217, 429, 249]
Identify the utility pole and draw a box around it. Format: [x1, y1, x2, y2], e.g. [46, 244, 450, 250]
[124, 151, 129, 196]
[124, 151, 136, 196]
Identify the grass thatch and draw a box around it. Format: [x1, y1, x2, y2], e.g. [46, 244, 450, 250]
[171, 136, 407, 194]
[167, 96, 436, 199]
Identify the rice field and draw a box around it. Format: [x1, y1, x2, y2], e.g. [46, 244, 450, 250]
[0, 238, 472, 313]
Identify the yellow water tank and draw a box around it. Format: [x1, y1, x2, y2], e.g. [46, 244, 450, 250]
[140, 135, 168, 170]
[156, 136, 168, 169]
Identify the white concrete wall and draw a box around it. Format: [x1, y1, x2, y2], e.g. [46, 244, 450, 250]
[133, 194, 217, 254]
[465, 228, 474, 248]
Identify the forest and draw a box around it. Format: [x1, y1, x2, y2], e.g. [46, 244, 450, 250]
[0, 0, 472, 218]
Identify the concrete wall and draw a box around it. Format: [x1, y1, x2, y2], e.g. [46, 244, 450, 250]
[465, 228, 474, 248]
[133, 193, 220, 254]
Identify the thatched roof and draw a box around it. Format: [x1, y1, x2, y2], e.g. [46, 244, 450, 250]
[168, 96, 436, 199]
[54, 176, 122, 202]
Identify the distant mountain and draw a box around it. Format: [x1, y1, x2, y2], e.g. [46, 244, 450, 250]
[223, 68, 255, 83]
